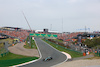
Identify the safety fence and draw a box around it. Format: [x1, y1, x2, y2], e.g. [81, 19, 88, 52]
[47, 39, 94, 56]
[45, 39, 100, 57]
[45, 39, 83, 55]
[95, 50, 100, 56]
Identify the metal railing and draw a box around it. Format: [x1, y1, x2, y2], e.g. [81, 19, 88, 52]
[95, 50, 100, 56]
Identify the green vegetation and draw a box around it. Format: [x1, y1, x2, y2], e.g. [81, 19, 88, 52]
[0, 38, 13, 44]
[42, 39, 83, 58]
[0, 49, 7, 55]
[0, 52, 39, 67]
[54, 39, 63, 43]
[24, 36, 37, 49]
[0, 38, 13, 51]
[0, 38, 13, 54]
[0, 38, 38, 67]
[0, 43, 4, 54]
[83, 37, 100, 48]
[0, 43, 4, 48]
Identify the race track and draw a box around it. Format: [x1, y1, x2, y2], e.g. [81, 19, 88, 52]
[21, 37, 67, 67]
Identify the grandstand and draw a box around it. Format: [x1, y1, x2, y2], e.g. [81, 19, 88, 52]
[0, 27, 32, 42]
[57, 31, 100, 43]
[0, 27, 21, 31]
[57, 32, 84, 42]
[35, 29, 59, 34]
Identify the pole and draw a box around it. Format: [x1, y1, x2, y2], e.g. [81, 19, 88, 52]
[22, 11, 32, 48]
[62, 17, 64, 41]
[62, 17, 63, 35]
[50, 24, 52, 31]
[22, 11, 32, 31]
[85, 26, 86, 33]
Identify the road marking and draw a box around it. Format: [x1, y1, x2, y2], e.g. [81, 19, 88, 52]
[62, 52, 72, 60]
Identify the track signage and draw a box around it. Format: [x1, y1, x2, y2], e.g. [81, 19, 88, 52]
[29, 33, 57, 37]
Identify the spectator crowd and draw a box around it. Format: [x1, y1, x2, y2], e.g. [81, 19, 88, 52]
[0, 29, 30, 42]
[57, 32, 84, 41]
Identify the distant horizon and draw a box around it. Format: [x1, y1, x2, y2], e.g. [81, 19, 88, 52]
[0, 26, 98, 33]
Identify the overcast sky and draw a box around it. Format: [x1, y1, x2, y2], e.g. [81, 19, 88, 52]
[0, 0, 100, 32]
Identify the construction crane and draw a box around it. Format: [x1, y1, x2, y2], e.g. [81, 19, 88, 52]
[22, 11, 32, 31]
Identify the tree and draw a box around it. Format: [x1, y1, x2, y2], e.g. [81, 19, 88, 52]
[83, 37, 100, 48]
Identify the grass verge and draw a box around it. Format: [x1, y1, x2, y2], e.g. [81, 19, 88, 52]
[0, 38, 13, 44]
[54, 39, 63, 43]
[0, 52, 39, 67]
[24, 37, 37, 49]
[42, 39, 83, 58]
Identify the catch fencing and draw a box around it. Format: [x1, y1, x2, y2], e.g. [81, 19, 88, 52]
[46, 39, 100, 56]
[45, 39, 83, 55]
[95, 50, 100, 56]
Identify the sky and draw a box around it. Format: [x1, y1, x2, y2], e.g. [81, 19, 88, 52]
[0, 0, 100, 32]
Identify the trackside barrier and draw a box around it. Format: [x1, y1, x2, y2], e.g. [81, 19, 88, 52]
[95, 51, 100, 56]
[83, 53, 86, 56]
[45, 40, 83, 55]
[0, 51, 9, 57]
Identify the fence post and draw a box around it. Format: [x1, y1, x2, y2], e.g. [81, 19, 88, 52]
[95, 51, 97, 56]
[99, 53, 100, 56]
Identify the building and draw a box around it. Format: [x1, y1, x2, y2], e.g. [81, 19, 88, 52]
[35, 29, 59, 34]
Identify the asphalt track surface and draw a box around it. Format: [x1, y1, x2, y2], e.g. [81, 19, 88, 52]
[20, 37, 67, 67]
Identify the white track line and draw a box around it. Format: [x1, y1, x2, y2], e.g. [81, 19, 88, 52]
[62, 52, 72, 60]
[10, 39, 42, 67]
